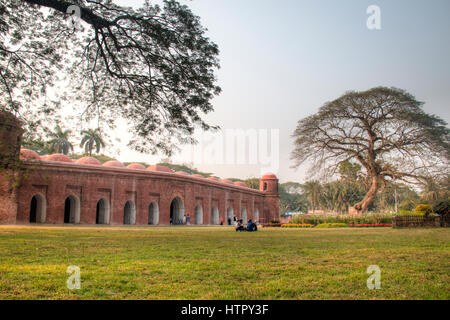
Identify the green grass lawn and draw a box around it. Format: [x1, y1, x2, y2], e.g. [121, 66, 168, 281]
[0, 226, 448, 300]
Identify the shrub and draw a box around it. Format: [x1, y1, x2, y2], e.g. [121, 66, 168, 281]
[399, 209, 425, 216]
[433, 199, 450, 215]
[270, 219, 280, 224]
[281, 224, 314, 228]
[315, 223, 348, 228]
[399, 199, 418, 211]
[415, 204, 433, 216]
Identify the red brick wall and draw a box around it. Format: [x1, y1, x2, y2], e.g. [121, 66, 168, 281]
[13, 161, 280, 225]
[0, 170, 18, 224]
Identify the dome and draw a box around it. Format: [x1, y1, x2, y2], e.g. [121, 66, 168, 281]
[75, 157, 101, 166]
[192, 174, 204, 178]
[221, 179, 234, 184]
[207, 177, 220, 181]
[147, 165, 174, 173]
[20, 149, 40, 160]
[45, 153, 73, 163]
[176, 171, 188, 175]
[262, 173, 278, 180]
[103, 160, 125, 168]
[234, 182, 248, 188]
[127, 163, 146, 170]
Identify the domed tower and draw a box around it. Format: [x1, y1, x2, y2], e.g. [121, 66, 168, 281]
[260, 173, 279, 194]
[0, 110, 23, 224]
[260, 173, 280, 222]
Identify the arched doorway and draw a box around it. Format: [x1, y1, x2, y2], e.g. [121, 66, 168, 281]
[96, 198, 110, 225]
[148, 202, 159, 225]
[124, 201, 136, 225]
[29, 194, 46, 223]
[194, 205, 203, 225]
[211, 207, 219, 225]
[227, 207, 234, 225]
[64, 195, 80, 224]
[241, 208, 248, 223]
[254, 209, 260, 223]
[170, 197, 184, 225]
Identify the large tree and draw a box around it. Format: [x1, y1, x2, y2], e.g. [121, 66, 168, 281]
[292, 87, 450, 213]
[0, 0, 221, 155]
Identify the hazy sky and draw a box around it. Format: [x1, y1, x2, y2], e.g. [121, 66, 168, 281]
[106, 0, 450, 183]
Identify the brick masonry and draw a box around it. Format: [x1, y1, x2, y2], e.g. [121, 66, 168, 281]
[1, 112, 280, 226]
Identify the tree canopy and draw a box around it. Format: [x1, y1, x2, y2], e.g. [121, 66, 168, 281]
[1, 0, 221, 155]
[292, 87, 450, 213]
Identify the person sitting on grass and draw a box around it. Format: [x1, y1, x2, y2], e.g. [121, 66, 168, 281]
[235, 219, 245, 232]
[246, 219, 257, 232]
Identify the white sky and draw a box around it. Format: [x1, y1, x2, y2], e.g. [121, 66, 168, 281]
[67, 0, 450, 183]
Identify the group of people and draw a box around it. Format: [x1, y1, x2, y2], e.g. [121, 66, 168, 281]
[170, 214, 191, 225]
[235, 219, 258, 232]
[169, 213, 258, 232]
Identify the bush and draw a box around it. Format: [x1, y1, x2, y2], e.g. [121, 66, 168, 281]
[281, 224, 314, 228]
[292, 213, 395, 226]
[399, 199, 418, 211]
[315, 223, 348, 228]
[433, 199, 450, 215]
[415, 204, 433, 216]
[269, 220, 280, 224]
[399, 209, 413, 215]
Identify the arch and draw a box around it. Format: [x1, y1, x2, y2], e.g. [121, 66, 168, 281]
[29, 194, 46, 223]
[241, 208, 248, 223]
[170, 197, 185, 225]
[211, 207, 219, 225]
[64, 195, 80, 224]
[226, 207, 234, 225]
[96, 198, 110, 225]
[124, 201, 136, 225]
[148, 202, 159, 225]
[254, 208, 260, 223]
[194, 205, 203, 225]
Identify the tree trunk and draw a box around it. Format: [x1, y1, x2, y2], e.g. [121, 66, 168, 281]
[354, 176, 379, 214]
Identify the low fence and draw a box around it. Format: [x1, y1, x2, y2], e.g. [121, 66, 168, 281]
[392, 215, 449, 228]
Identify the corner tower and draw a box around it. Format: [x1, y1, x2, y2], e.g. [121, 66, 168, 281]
[0, 110, 23, 224]
[260, 173, 280, 222]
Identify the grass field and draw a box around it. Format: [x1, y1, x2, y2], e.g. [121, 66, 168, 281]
[0, 226, 448, 300]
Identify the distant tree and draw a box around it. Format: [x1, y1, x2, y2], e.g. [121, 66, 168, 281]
[159, 162, 213, 177]
[47, 125, 73, 155]
[279, 183, 308, 215]
[1, 0, 221, 155]
[281, 182, 303, 194]
[292, 87, 450, 213]
[21, 133, 53, 155]
[338, 161, 362, 182]
[301, 180, 321, 214]
[80, 128, 105, 156]
[244, 178, 260, 190]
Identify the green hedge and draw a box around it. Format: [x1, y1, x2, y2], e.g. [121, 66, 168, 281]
[316, 223, 349, 228]
[292, 214, 393, 226]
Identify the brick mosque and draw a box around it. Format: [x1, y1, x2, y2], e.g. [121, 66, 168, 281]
[0, 111, 280, 226]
